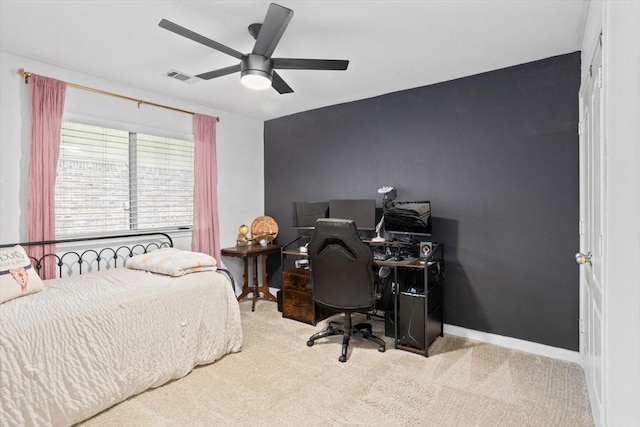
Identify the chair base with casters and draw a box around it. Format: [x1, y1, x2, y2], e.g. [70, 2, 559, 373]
[307, 312, 386, 362]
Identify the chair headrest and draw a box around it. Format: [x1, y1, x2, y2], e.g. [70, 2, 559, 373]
[310, 219, 369, 258]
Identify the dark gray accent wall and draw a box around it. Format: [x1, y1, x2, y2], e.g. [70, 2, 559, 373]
[264, 52, 580, 351]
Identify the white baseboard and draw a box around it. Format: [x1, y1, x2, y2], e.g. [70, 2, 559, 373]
[444, 324, 580, 364]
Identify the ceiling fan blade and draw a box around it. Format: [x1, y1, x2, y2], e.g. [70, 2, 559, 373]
[252, 3, 294, 58]
[159, 19, 243, 59]
[271, 71, 294, 94]
[195, 64, 242, 80]
[273, 58, 349, 71]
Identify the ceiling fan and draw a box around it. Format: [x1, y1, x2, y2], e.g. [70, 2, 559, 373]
[159, 3, 349, 94]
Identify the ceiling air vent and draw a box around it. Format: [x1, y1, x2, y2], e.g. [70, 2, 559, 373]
[164, 69, 199, 84]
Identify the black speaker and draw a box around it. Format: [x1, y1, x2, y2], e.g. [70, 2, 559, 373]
[397, 292, 425, 349]
[419, 241, 433, 260]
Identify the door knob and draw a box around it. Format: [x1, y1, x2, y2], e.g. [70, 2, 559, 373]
[575, 252, 592, 265]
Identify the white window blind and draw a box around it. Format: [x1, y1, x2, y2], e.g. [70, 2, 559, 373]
[55, 122, 193, 237]
[135, 133, 194, 229]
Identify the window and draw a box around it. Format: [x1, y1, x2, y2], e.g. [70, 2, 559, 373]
[55, 122, 193, 237]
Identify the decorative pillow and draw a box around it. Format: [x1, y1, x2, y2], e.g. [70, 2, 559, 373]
[0, 245, 45, 304]
[126, 248, 217, 277]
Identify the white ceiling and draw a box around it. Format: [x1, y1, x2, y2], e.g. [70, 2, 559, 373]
[0, 0, 587, 121]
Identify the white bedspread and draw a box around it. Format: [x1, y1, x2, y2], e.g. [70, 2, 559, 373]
[0, 268, 243, 426]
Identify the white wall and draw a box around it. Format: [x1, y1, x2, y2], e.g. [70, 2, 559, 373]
[580, 1, 640, 425]
[0, 50, 265, 288]
[603, 1, 640, 425]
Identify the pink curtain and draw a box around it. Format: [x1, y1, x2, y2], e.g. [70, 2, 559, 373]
[192, 114, 221, 263]
[27, 74, 66, 279]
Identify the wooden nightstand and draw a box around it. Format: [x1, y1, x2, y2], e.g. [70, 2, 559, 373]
[221, 243, 281, 312]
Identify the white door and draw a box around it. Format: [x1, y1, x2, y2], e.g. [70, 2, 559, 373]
[578, 37, 605, 426]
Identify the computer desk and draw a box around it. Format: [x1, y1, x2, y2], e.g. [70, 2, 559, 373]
[282, 241, 444, 356]
[372, 246, 444, 357]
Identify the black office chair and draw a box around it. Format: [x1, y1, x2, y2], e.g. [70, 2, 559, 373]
[306, 218, 386, 362]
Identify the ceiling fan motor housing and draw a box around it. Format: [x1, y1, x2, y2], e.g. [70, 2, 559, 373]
[241, 54, 273, 81]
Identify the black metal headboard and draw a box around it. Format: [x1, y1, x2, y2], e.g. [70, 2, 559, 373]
[0, 232, 235, 289]
[0, 232, 174, 278]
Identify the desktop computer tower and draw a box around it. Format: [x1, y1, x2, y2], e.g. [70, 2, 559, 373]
[397, 292, 426, 349]
[397, 290, 443, 351]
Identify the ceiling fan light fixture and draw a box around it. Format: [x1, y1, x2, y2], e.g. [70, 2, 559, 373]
[160, 3, 349, 95]
[241, 69, 272, 90]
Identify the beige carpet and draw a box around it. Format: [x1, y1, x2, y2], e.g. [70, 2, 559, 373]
[81, 299, 594, 426]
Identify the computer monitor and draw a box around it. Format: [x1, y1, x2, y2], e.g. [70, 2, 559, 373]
[292, 201, 329, 228]
[328, 199, 377, 230]
[384, 201, 431, 236]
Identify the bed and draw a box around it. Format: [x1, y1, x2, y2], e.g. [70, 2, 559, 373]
[0, 233, 243, 426]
